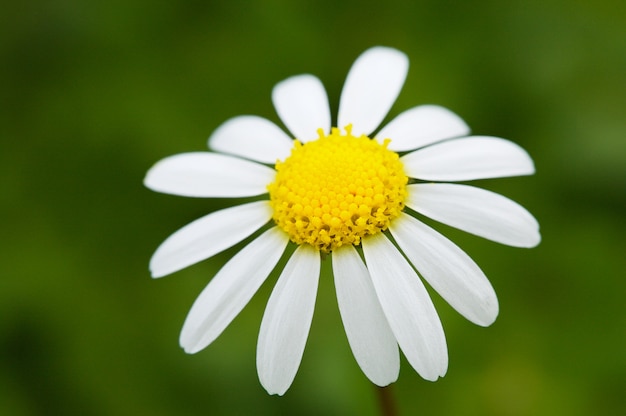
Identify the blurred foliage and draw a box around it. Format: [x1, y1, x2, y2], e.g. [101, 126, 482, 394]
[1, 0, 625, 415]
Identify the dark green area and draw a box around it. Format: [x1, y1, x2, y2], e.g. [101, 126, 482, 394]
[1, 0, 624, 415]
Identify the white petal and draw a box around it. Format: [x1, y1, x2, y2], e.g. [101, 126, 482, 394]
[257, 245, 320, 396]
[390, 213, 498, 326]
[179, 227, 288, 354]
[338, 47, 409, 136]
[145, 152, 275, 197]
[332, 245, 399, 386]
[407, 183, 541, 247]
[401, 136, 535, 181]
[376, 105, 470, 151]
[208, 116, 294, 164]
[272, 75, 331, 143]
[150, 201, 273, 278]
[362, 233, 448, 381]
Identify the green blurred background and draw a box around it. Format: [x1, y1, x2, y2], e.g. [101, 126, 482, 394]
[2, 0, 624, 415]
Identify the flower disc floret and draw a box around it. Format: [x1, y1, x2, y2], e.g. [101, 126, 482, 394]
[268, 126, 408, 252]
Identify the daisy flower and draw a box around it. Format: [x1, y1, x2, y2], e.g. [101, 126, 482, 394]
[145, 46, 541, 395]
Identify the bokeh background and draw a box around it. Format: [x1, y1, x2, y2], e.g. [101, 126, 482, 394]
[2, 0, 624, 415]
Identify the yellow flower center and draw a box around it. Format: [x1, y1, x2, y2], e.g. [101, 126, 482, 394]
[268, 126, 408, 252]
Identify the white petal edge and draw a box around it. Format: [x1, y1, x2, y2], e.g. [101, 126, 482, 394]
[179, 227, 288, 354]
[150, 201, 273, 278]
[272, 75, 331, 143]
[401, 136, 535, 181]
[145, 152, 276, 197]
[332, 245, 399, 386]
[338, 47, 409, 136]
[407, 183, 541, 247]
[376, 105, 470, 152]
[257, 245, 320, 396]
[390, 213, 498, 326]
[362, 233, 448, 381]
[208, 116, 294, 164]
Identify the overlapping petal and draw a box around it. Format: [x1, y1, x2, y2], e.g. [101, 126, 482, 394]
[338, 47, 409, 136]
[179, 227, 288, 354]
[407, 183, 541, 247]
[332, 245, 399, 386]
[150, 201, 273, 278]
[401, 136, 535, 181]
[257, 245, 320, 395]
[362, 233, 448, 381]
[376, 105, 470, 152]
[208, 116, 294, 164]
[144, 152, 275, 197]
[390, 213, 498, 326]
[272, 75, 331, 143]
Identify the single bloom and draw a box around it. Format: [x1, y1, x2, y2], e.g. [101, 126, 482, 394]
[145, 46, 541, 395]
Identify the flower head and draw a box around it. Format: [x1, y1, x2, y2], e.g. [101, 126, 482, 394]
[145, 46, 541, 395]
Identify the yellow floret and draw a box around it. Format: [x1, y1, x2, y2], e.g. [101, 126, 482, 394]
[268, 126, 408, 252]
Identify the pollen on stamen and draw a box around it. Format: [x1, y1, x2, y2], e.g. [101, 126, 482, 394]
[268, 125, 408, 252]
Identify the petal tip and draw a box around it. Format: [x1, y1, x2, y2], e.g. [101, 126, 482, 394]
[473, 292, 500, 327]
[365, 46, 409, 65]
[179, 333, 203, 354]
[517, 226, 541, 248]
[182, 345, 198, 354]
[143, 167, 161, 192]
[262, 385, 287, 396]
[150, 270, 166, 279]
[525, 231, 542, 248]
[149, 252, 175, 278]
[371, 373, 399, 387]
[475, 308, 499, 328]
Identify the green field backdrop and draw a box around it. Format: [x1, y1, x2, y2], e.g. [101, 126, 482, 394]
[1, 1, 624, 415]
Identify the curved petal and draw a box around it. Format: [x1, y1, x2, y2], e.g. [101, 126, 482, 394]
[362, 233, 448, 381]
[401, 136, 535, 181]
[390, 213, 498, 326]
[407, 183, 541, 247]
[332, 245, 399, 386]
[257, 245, 320, 396]
[179, 227, 288, 354]
[376, 105, 470, 152]
[145, 152, 275, 197]
[150, 201, 273, 278]
[272, 75, 331, 143]
[338, 47, 409, 136]
[208, 116, 294, 164]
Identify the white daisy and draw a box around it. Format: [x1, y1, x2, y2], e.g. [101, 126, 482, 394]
[145, 46, 541, 395]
